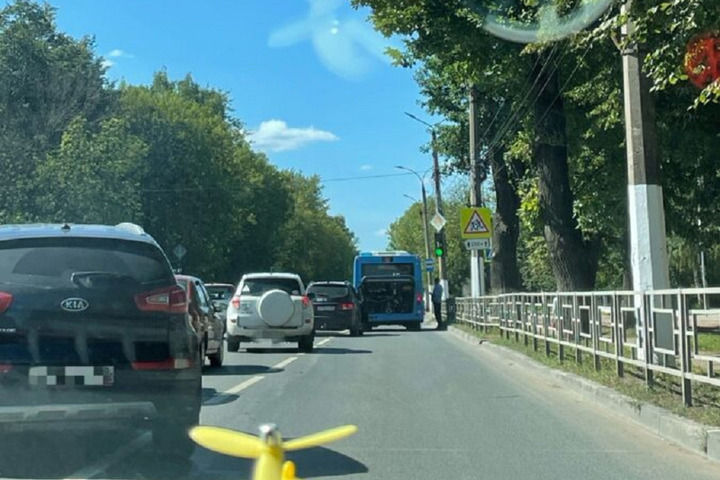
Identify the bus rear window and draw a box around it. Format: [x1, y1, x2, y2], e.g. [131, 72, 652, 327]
[361, 263, 414, 277]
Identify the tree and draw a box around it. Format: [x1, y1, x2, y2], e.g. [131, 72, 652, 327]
[355, 0, 604, 290]
[272, 172, 358, 283]
[0, 0, 113, 222]
[35, 117, 147, 224]
[117, 73, 294, 280]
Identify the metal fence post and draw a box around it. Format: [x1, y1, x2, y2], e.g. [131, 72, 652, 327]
[613, 293, 624, 378]
[592, 294, 601, 372]
[678, 291, 692, 406]
[574, 295, 582, 364]
[643, 293, 654, 387]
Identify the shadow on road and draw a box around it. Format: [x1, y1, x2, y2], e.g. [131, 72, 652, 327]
[368, 327, 442, 334]
[0, 430, 138, 479]
[203, 364, 283, 376]
[244, 347, 300, 354]
[356, 332, 400, 337]
[314, 347, 372, 355]
[201, 388, 241, 406]
[287, 446, 368, 478]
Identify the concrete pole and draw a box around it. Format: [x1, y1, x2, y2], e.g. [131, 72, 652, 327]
[468, 86, 484, 297]
[431, 130, 449, 298]
[622, 0, 670, 361]
[420, 184, 433, 310]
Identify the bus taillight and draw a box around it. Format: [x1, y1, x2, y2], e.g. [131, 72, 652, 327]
[416, 293, 423, 303]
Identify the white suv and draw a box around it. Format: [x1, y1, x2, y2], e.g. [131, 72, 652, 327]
[226, 273, 315, 353]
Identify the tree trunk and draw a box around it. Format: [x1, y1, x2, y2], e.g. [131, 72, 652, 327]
[533, 52, 599, 291]
[490, 148, 523, 292]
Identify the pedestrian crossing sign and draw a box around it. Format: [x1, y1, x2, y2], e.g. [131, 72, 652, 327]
[461, 207, 493, 239]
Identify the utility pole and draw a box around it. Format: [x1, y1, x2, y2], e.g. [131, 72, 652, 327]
[405, 111, 448, 298]
[430, 129, 448, 297]
[621, 0, 670, 363]
[468, 86, 484, 297]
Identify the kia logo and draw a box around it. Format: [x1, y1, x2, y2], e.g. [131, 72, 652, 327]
[61, 298, 89, 312]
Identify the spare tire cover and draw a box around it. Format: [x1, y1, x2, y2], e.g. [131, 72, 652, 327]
[258, 290, 295, 327]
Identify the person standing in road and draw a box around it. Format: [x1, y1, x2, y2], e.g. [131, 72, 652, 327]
[432, 278, 445, 330]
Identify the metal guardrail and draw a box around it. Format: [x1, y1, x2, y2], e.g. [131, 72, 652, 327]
[450, 288, 720, 406]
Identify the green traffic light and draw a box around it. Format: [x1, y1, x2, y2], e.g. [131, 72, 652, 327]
[435, 247, 444, 257]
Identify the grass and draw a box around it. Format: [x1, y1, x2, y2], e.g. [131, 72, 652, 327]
[454, 322, 720, 427]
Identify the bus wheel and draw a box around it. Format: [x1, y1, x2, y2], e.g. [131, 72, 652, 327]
[406, 322, 421, 332]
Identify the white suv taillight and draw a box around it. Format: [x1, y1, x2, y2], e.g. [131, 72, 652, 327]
[302, 296, 311, 308]
[231, 295, 240, 309]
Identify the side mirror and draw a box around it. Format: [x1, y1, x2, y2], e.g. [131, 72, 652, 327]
[307, 292, 317, 301]
[212, 302, 222, 313]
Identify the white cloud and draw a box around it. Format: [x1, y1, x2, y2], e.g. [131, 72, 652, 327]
[108, 49, 132, 58]
[249, 119, 338, 153]
[375, 228, 387, 237]
[360, 164, 373, 171]
[101, 59, 114, 69]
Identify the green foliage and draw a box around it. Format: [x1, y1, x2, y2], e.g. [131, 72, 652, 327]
[0, 0, 358, 285]
[272, 172, 358, 284]
[387, 191, 470, 295]
[0, 0, 113, 223]
[36, 117, 147, 224]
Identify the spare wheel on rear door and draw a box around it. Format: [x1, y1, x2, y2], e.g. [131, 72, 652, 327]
[258, 289, 296, 327]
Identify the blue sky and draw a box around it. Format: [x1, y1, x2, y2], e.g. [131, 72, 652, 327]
[44, 0, 458, 252]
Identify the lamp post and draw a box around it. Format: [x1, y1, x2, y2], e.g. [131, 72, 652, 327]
[396, 165, 433, 310]
[404, 112, 448, 297]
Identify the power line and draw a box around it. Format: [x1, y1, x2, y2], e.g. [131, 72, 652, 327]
[139, 172, 415, 193]
[321, 172, 413, 183]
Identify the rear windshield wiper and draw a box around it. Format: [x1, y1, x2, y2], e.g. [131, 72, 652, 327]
[70, 271, 139, 290]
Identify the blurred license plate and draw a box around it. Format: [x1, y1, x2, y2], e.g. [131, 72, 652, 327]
[317, 306, 336, 311]
[29, 366, 114, 387]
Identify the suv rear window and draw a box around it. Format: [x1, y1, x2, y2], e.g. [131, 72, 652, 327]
[307, 285, 350, 300]
[0, 237, 173, 288]
[207, 286, 234, 301]
[241, 278, 302, 296]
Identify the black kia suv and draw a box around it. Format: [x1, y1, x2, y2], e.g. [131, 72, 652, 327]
[0, 223, 202, 457]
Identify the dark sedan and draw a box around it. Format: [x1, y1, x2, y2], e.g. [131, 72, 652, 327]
[307, 281, 362, 336]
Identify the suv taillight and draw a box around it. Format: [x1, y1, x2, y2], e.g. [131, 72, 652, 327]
[0, 292, 12, 314]
[340, 302, 354, 310]
[134, 285, 187, 314]
[231, 295, 240, 309]
[302, 296, 311, 308]
[131, 357, 194, 370]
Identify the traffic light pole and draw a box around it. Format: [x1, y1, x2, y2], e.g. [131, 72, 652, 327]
[420, 183, 432, 311]
[431, 129, 448, 298]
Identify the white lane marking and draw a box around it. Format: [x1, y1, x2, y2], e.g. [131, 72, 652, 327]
[273, 356, 299, 369]
[225, 374, 266, 395]
[316, 338, 332, 347]
[64, 432, 150, 480]
[204, 375, 266, 405]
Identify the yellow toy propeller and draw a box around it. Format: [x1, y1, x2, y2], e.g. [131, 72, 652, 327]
[189, 423, 358, 480]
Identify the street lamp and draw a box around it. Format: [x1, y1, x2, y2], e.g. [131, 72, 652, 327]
[396, 165, 433, 310]
[404, 112, 448, 296]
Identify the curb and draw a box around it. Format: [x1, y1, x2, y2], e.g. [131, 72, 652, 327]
[448, 325, 720, 464]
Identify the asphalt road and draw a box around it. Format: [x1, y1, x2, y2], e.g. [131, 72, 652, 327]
[2, 324, 720, 480]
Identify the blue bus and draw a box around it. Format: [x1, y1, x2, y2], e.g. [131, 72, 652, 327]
[353, 251, 424, 331]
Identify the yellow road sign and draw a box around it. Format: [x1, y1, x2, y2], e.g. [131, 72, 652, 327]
[461, 207, 493, 239]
